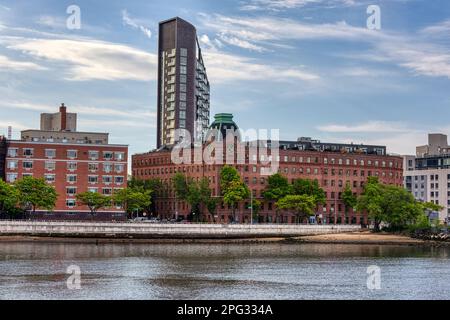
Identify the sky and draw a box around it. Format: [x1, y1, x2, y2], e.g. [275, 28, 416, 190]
[0, 0, 449, 160]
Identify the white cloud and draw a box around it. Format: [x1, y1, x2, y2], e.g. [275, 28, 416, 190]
[239, 0, 363, 11]
[37, 16, 64, 28]
[203, 50, 319, 83]
[5, 37, 157, 81]
[317, 121, 411, 133]
[0, 54, 46, 71]
[420, 19, 450, 37]
[121, 10, 152, 39]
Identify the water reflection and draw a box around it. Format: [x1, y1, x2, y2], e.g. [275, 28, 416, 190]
[0, 243, 449, 300]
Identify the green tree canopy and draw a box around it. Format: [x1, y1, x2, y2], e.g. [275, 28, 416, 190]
[15, 177, 57, 214]
[291, 178, 326, 207]
[263, 173, 292, 201]
[0, 179, 20, 215]
[76, 192, 111, 216]
[276, 194, 316, 224]
[113, 188, 152, 215]
[342, 182, 357, 218]
[220, 166, 250, 222]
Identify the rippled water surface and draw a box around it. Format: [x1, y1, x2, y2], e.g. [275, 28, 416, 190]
[1, 242, 450, 300]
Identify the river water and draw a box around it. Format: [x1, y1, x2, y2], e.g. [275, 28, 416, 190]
[0, 242, 449, 300]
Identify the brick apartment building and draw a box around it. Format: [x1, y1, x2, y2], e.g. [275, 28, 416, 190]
[133, 115, 403, 224]
[3, 104, 128, 220]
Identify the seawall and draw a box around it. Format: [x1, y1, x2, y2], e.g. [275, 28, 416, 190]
[0, 221, 361, 239]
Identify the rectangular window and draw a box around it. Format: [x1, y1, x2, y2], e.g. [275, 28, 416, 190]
[67, 150, 77, 159]
[66, 199, 76, 208]
[66, 187, 77, 196]
[23, 161, 33, 169]
[102, 176, 112, 184]
[102, 188, 112, 196]
[7, 160, 18, 169]
[103, 151, 114, 160]
[103, 163, 113, 173]
[180, 84, 187, 93]
[115, 176, 124, 184]
[44, 174, 55, 183]
[180, 56, 187, 65]
[45, 149, 56, 158]
[6, 173, 18, 183]
[67, 174, 77, 183]
[180, 75, 187, 83]
[67, 162, 77, 170]
[180, 66, 187, 75]
[23, 148, 34, 157]
[114, 152, 125, 161]
[114, 164, 124, 173]
[89, 150, 99, 160]
[180, 48, 188, 57]
[180, 102, 187, 110]
[45, 161, 56, 171]
[180, 93, 186, 101]
[179, 120, 186, 128]
[88, 187, 98, 193]
[89, 163, 99, 171]
[7, 148, 18, 157]
[88, 175, 98, 184]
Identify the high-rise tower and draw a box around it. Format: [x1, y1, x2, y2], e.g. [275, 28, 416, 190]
[157, 17, 210, 148]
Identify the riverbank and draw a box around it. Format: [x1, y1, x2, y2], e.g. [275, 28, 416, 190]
[0, 231, 447, 246]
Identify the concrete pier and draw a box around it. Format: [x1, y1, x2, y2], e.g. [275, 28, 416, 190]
[0, 221, 361, 239]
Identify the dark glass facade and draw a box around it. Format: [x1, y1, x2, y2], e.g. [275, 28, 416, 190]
[157, 17, 210, 148]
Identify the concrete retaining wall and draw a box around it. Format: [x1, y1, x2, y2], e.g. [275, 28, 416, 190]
[0, 221, 361, 239]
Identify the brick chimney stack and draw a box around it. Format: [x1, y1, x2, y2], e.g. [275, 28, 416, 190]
[60, 103, 67, 131]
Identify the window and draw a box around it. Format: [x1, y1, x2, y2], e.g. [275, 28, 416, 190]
[103, 163, 113, 173]
[180, 56, 187, 65]
[89, 151, 99, 160]
[66, 187, 77, 196]
[23, 161, 33, 169]
[114, 152, 125, 161]
[180, 93, 186, 101]
[180, 111, 186, 119]
[180, 84, 187, 92]
[88, 187, 98, 193]
[67, 174, 77, 183]
[7, 148, 18, 157]
[7, 160, 18, 169]
[179, 120, 186, 128]
[180, 102, 186, 110]
[180, 66, 187, 75]
[88, 175, 98, 184]
[180, 48, 188, 57]
[102, 188, 112, 196]
[180, 75, 187, 83]
[115, 164, 124, 173]
[89, 163, 99, 172]
[45, 149, 56, 158]
[66, 199, 76, 208]
[6, 173, 18, 183]
[67, 150, 77, 159]
[45, 174, 55, 183]
[102, 176, 112, 184]
[103, 152, 114, 160]
[115, 176, 124, 184]
[67, 162, 77, 170]
[45, 161, 56, 171]
[23, 148, 34, 157]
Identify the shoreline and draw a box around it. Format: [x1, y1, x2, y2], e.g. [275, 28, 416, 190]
[0, 231, 448, 246]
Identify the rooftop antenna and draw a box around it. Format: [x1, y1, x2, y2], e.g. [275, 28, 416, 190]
[7, 126, 12, 140]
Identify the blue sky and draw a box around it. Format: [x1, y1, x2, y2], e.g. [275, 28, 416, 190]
[0, 0, 449, 159]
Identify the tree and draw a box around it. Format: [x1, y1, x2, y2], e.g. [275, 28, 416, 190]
[76, 192, 111, 217]
[113, 188, 152, 218]
[206, 197, 219, 223]
[15, 177, 57, 215]
[250, 199, 262, 223]
[0, 179, 20, 216]
[263, 173, 292, 223]
[357, 177, 434, 231]
[291, 178, 326, 223]
[276, 195, 316, 224]
[342, 183, 357, 224]
[220, 166, 250, 222]
[129, 178, 161, 217]
[173, 174, 213, 222]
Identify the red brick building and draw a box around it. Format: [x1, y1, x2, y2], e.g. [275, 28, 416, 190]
[132, 143, 403, 225]
[3, 104, 128, 220]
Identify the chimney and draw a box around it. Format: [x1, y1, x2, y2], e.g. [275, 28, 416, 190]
[60, 103, 67, 131]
